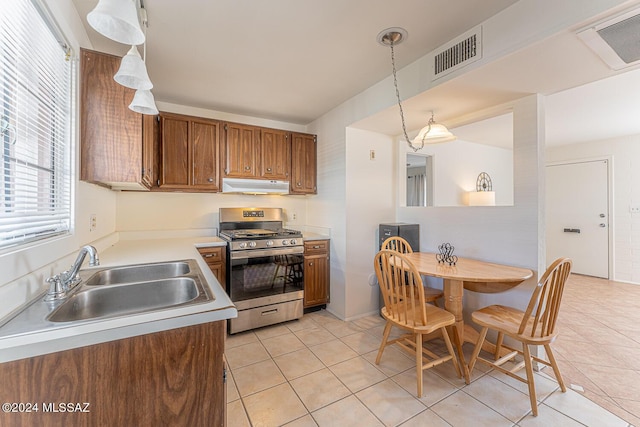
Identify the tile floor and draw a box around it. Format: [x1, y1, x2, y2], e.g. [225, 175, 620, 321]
[555, 274, 640, 426]
[225, 274, 636, 427]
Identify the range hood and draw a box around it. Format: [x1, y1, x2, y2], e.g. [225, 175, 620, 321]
[222, 178, 290, 195]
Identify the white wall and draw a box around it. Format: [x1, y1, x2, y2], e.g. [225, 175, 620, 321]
[547, 134, 640, 284]
[401, 140, 513, 207]
[344, 128, 395, 319]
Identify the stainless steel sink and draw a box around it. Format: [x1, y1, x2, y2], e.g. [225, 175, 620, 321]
[47, 277, 203, 323]
[84, 261, 191, 286]
[0, 259, 214, 337]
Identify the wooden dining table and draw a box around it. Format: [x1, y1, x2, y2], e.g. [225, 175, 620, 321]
[402, 252, 534, 348]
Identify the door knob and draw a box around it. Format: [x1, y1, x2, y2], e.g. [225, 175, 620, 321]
[599, 223, 606, 227]
[599, 213, 605, 218]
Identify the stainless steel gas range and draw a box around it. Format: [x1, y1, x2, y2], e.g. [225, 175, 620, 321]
[219, 207, 304, 334]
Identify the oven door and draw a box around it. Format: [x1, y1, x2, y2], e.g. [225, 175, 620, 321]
[228, 246, 304, 303]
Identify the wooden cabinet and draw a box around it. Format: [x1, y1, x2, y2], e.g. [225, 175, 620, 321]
[260, 128, 290, 180]
[198, 246, 227, 286]
[222, 122, 261, 178]
[222, 123, 292, 181]
[303, 239, 330, 308]
[0, 321, 226, 427]
[159, 112, 221, 191]
[290, 132, 317, 194]
[80, 48, 156, 190]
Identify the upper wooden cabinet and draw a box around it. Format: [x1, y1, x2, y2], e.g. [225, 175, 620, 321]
[290, 132, 317, 194]
[158, 112, 221, 191]
[222, 124, 292, 181]
[260, 128, 290, 180]
[222, 122, 261, 179]
[80, 48, 155, 190]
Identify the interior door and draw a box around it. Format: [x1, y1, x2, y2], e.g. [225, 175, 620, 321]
[546, 159, 609, 278]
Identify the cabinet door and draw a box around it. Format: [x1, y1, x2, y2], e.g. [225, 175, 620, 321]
[191, 120, 220, 190]
[304, 253, 330, 308]
[159, 114, 190, 187]
[141, 114, 157, 188]
[260, 129, 290, 180]
[223, 123, 260, 178]
[80, 49, 147, 189]
[290, 132, 317, 194]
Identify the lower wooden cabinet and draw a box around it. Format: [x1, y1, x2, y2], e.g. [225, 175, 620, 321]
[303, 240, 330, 308]
[0, 321, 226, 427]
[198, 246, 227, 286]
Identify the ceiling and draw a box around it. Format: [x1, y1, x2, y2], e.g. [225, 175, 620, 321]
[72, 0, 640, 147]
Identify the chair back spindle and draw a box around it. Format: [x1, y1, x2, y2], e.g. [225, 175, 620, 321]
[518, 258, 572, 339]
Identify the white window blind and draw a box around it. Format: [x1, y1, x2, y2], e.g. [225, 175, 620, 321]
[0, 0, 73, 250]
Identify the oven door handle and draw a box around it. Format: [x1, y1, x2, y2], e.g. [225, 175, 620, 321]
[230, 246, 304, 260]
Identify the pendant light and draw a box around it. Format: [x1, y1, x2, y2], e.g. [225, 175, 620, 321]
[129, 89, 159, 115]
[377, 27, 456, 151]
[114, 46, 153, 90]
[412, 112, 456, 145]
[87, 0, 145, 46]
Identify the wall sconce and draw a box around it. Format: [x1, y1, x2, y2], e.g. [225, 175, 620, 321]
[467, 172, 496, 206]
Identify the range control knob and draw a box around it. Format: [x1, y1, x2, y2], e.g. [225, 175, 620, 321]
[238, 242, 247, 249]
[290, 239, 297, 245]
[282, 239, 289, 245]
[248, 241, 257, 248]
[266, 240, 274, 247]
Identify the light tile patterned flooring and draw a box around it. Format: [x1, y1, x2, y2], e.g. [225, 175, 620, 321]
[225, 274, 637, 427]
[555, 274, 640, 426]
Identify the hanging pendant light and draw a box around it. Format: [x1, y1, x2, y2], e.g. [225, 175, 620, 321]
[129, 89, 159, 115]
[377, 27, 456, 151]
[87, 0, 145, 46]
[114, 46, 153, 90]
[412, 112, 456, 145]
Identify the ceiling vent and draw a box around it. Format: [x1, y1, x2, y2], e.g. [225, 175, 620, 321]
[432, 26, 482, 80]
[578, 8, 640, 70]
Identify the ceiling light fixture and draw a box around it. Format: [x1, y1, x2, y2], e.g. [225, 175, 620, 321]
[377, 27, 456, 151]
[87, 0, 145, 46]
[114, 45, 153, 90]
[127, 6, 158, 115]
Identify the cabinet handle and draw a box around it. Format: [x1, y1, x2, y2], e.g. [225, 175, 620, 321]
[245, 166, 251, 170]
[313, 245, 320, 249]
[204, 253, 217, 258]
[297, 182, 301, 186]
[308, 262, 314, 266]
[207, 177, 214, 182]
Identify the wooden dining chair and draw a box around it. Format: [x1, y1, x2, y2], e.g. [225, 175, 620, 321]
[467, 257, 572, 416]
[374, 249, 465, 397]
[381, 236, 444, 306]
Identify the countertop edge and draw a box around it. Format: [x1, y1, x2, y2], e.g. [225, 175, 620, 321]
[0, 236, 236, 363]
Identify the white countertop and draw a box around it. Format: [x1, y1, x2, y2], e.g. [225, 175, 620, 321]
[0, 236, 236, 363]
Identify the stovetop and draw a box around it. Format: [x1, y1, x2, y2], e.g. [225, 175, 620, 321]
[219, 228, 302, 241]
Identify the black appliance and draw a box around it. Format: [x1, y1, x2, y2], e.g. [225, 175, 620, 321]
[379, 223, 420, 251]
[219, 207, 304, 334]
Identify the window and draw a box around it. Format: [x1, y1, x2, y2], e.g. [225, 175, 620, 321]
[0, 0, 73, 250]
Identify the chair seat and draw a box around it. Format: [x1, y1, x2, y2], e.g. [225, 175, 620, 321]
[382, 303, 455, 334]
[424, 286, 443, 302]
[472, 305, 557, 345]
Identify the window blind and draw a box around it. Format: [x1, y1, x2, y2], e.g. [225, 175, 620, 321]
[0, 0, 73, 250]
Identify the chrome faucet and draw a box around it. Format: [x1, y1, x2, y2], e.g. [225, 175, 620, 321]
[45, 245, 100, 301]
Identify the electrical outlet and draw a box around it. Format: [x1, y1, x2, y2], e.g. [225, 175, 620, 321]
[370, 150, 376, 160]
[292, 212, 297, 220]
[89, 214, 97, 231]
[631, 205, 640, 214]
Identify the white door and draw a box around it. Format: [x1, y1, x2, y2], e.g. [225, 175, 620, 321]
[546, 159, 609, 278]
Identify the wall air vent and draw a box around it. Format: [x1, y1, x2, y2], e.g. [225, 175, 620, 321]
[578, 8, 640, 70]
[433, 26, 482, 80]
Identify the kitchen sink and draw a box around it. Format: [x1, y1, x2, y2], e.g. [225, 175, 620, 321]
[0, 259, 214, 338]
[47, 277, 202, 322]
[84, 261, 191, 286]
